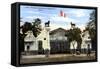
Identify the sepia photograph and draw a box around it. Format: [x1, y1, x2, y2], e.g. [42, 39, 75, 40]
[19, 5, 97, 64]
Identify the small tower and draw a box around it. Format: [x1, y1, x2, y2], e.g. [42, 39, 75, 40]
[43, 21, 51, 56]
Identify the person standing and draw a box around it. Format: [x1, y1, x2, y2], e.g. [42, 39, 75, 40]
[87, 44, 91, 56]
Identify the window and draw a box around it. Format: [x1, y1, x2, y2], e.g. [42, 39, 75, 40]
[88, 37, 91, 39]
[38, 41, 42, 48]
[88, 44, 90, 49]
[27, 45, 30, 51]
[82, 34, 84, 37]
[38, 41, 43, 52]
[44, 38, 46, 40]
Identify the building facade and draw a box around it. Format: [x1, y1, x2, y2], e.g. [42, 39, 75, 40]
[24, 23, 50, 54]
[81, 30, 92, 53]
[23, 24, 92, 55]
[50, 28, 69, 54]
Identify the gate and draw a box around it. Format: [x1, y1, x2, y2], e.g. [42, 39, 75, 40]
[50, 40, 69, 54]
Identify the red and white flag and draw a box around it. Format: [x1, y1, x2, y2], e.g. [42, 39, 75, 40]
[60, 10, 64, 16]
[60, 10, 67, 18]
[64, 13, 66, 18]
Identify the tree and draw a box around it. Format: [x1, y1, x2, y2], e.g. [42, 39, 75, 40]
[65, 27, 82, 54]
[32, 18, 42, 37]
[22, 22, 32, 34]
[89, 10, 95, 21]
[86, 10, 96, 51]
[20, 22, 32, 53]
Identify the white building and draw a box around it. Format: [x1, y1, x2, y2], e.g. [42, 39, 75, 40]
[24, 31, 38, 51]
[37, 25, 50, 50]
[81, 30, 92, 53]
[24, 23, 50, 54]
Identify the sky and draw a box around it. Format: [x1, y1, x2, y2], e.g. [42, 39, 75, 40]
[20, 5, 95, 31]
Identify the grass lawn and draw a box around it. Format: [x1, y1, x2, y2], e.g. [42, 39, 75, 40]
[20, 54, 95, 64]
